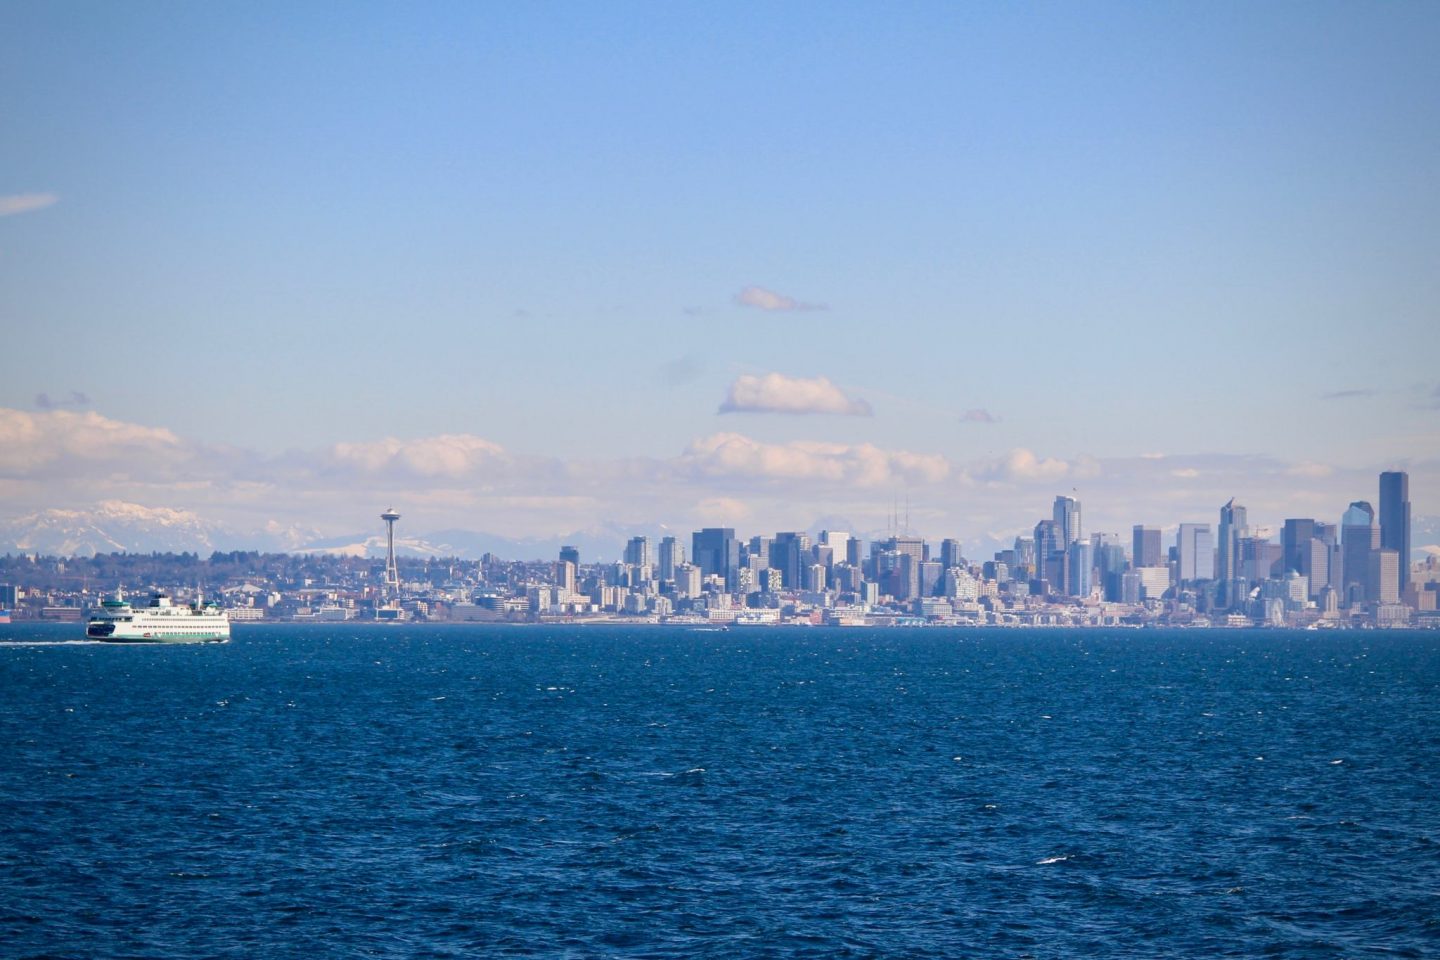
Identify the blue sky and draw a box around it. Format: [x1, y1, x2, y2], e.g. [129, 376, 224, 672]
[2, 2, 1437, 548]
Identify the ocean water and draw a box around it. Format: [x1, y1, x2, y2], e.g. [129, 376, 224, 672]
[1, 623, 1437, 959]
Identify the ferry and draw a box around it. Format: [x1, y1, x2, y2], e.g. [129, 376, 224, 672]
[86, 590, 230, 643]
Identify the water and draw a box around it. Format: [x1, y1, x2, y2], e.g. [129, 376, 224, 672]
[2, 623, 1437, 958]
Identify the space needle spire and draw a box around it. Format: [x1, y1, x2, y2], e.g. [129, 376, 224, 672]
[381, 507, 401, 599]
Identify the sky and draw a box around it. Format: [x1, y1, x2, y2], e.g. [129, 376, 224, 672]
[2, 2, 1438, 553]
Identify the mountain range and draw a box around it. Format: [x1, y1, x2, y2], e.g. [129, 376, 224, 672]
[2, 501, 1437, 565]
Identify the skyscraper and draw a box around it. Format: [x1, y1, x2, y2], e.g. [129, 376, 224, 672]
[1379, 471, 1411, 595]
[1066, 540, 1093, 597]
[1341, 501, 1379, 607]
[1281, 519, 1316, 575]
[1132, 525, 1162, 568]
[692, 528, 740, 591]
[1217, 499, 1248, 607]
[1176, 523, 1214, 583]
[1217, 499, 1246, 580]
[658, 536, 684, 582]
[623, 536, 651, 571]
[770, 532, 810, 590]
[1053, 495, 1081, 546]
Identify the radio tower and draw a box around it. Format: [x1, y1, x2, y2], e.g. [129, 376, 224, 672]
[381, 507, 401, 599]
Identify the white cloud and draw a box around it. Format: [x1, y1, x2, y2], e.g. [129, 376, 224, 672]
[330, 434, 508, 478]
[0, 193, 59, 217]
[718, 373, 872, 416]
[2, 406, 1434, 557]
[0, 408, 185, 472]
[734, 285, 825, 312]
[695, 497, 752, 524]
[982, 448, 1073, 483]
[681, 432, 948, 487]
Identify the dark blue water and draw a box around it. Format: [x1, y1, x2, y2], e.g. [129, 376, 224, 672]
[2, 623, 1437, 958]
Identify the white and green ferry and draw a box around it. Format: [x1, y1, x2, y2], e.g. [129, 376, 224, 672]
[86, 590, 230, 643]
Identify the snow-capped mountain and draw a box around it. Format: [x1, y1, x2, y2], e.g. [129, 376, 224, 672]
[0, 501, 220, 557]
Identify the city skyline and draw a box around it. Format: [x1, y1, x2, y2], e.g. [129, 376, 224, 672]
[3, 5, 1438, 550]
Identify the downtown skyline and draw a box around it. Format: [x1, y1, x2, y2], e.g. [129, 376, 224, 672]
[2, 4, 1438, 549]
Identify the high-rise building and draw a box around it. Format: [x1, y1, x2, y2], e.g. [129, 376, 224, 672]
[555, 560, 576, 598]
[559, 545, 580, 568]
[1217, 499, 1248, 601]
[1176, 523, 1215, 583]
[1341, 501, 1379, 607]
[1066, 540, 1093, 597]
[820, 530, 853, 563]
[1053, 495, 1081, 546]
[658, 536, 684, 582]
[1013, 536, 1036, 577]
[623, 536, 651, 571]
[1379, 471, 1411, 595]
[939, 538, 965, 570]
[692, 528, 740, 591]
[1034, 520, 1064, 592]
[1132, 526, 1162, 568]
[770, 532, 810, 590]
[1096, 543, 1128, 601]
[1281, 519, 1316, 576]
[1239, 536, 1281, 582]
[1369, 549, 1400, 604]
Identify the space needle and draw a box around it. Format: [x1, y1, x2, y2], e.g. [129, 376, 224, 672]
[381, 507, 401, 599]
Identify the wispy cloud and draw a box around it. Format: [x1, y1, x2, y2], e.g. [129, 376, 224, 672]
[660, 354, 706, 387]
[0, 193, 59, 217]
[718, 373, 872, 416]
[35, 391, 91, 411]
[1321, 389, 1375, 401]
[959, 408, 998, 424]
[733, 285, 825, 312]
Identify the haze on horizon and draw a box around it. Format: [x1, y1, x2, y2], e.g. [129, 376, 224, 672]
[2, 3, 1437, 549]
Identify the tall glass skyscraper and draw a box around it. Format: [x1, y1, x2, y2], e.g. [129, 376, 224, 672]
[1053, 495, 1081, 546]
[1341, 501, 1379, 607]
[1217, 498, 1248, 604]
[1379, 471, 1411, 596]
